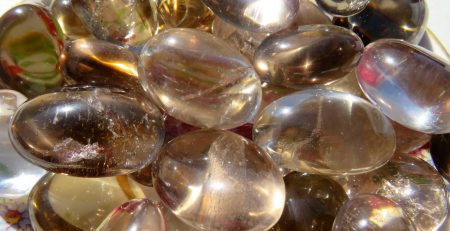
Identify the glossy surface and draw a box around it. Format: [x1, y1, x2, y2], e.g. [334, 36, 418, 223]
[271, 173, 347, 231]
[140, 29, 261, 129]
[50, 0, 90, 39]
[96, 199, 165, 231]
[357, 39, 450, 134]
[131, 163, 153, 187]
[332, 194, 416, 231]
[291, 0, 331, 27]
[10, 87, 164, 177]
[316, 0, 370, 16]
[72, 0, 157, 46]
[61, 38, 143, 93]
[254, 25, 363, 88]
[0, 4, 64, 97]
[394, 122, 430, 154]
[254, 89, 395, 175]
[153, 129, 285, 231]
[202, 0, 299, 33]
[333, 155, 448, 231]
[430, 134, 450, 182]
[29, 174, 147, 231]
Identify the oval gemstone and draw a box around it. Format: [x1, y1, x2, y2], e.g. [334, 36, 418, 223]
[316, 0, 370, 16]
[357, 39, 450, 134]
[153, 129, 285, 231]
[253, 89, 396, 175]
[0, 4, 64, 97]
[140, 28, 261, 129]
[254, 25, 363, 88]
[9, 87, 164, 177]
[50, 0, 91, 39]
[202, 0, 299, 33]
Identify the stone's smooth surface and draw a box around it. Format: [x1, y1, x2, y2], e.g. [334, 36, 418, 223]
[72, 0, 157, 46]
[96, 199, 165, 231]
[61, 38, 143, 92]
[140, 29, 261, 129]
[0, 4, 64, 97]
[394, 122, 430, 154]
[333, 155, 448, 231]
[430, 134, 450, 182]
[202, 0, 299, 33]
[357, 39, 450, 134]
[9, 87, 164, 177]
[253, 89, 395, 175]
[131, 163, 153, 187]
[50, 0, 90, 39]
[271, 173, 347, 231]
[29, 174, 147, 231]
[153, 129, 285, 231]
[152, 0, 214, 31]
[332, 194, 416, 231]
[339, 0, 428, 44]
[320, 70, 364, 98]
[316, 0, 370, 17]
[254, 25, 363, 88]
[291, 0, 331, 27]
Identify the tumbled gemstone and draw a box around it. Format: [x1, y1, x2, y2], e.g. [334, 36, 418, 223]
[140, 28, 261, 129]
[9, 86, 164, 177]
[0, 4, 64, 97]
[96, 199, 165, 231]
[202, 0, 299, 33]
[153, 129, 285, 231]
[29, 173, 147, 231]
[316, 0, 370, 16]
[357, 39, 450, 134]
[72, 0, 157, 46]
[50, 0, 91, 39]
[333, 194, 416, 231]
[254, 25, 363, 88]
[253, 89, 396, 175]
[430, 134, 450, 182]
[270, 173, 348, 231]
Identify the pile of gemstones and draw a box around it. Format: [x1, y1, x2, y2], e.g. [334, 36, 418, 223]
[0, 0, 449, 230]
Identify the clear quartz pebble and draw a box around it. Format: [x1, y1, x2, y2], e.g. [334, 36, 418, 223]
[9, 86, 164, 177]
[253, 89, 396, 175]
[332, 194, 416, 231]
[96, 199, 165, 231]
[202, 0, 299, 33]
[140, 28, 261, 129]
[153, 129, 285, 231]
[357, 39, 450, 134]
[316, 0, 370, 17]
[50, 0, 91, 40]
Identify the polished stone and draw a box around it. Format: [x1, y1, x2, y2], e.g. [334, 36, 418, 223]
[202, 0, 299, 33]
[0, 4, 64, 97]
[333, 155, 448, 231]
[254, 25, 363, 88]
[96, 199, 165, 231]
[271, 173, 347, 231]
[153, 129, 285, 231]
[29, 173, 147, 231]
[357, 39, 450, 134]
[316, 0, 370, 16]
[9, 86, 164, 177]
[332, 194, 416, 231]
[50, 0, 91, 39]
[394, 122, 430, 154]
[140, 28, 261, 129]
[291, 0, 331, 27]
[430, 134, 450, 182]
[72, 0, 157, 46]
[254, 89, 395, 175]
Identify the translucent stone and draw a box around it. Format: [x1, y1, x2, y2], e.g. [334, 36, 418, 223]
[316, 0, 370, 17]
[50, 0, 91, 40]
[291, 0, 331, 27]
[254, 89, 395, 175]
[61, 38, 143, 93]
[202, 0, 299, 33]
[270, 173, 348, 231]
[357, 39, 450, 134]
[254, 25, 364, 88]
[153, 129, 285, 231]
[394, 122, 430, 154]
[9, 86, 164, 177]
[131, 163, 153, 187]
[332, 194, 416, 231]
[96, 199, 165, 231]
[29, 173, 147, 231]
[140, 28, 261, 129]
[430, 134, 450, 182]
[320, 69, 364, 98]
[72, 0, 157, 46]
[333, 155, 448, 231]
[0, 4, 64, 97]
